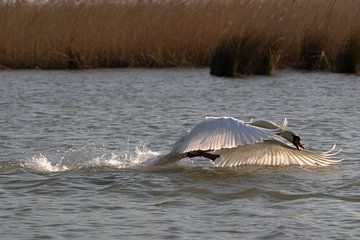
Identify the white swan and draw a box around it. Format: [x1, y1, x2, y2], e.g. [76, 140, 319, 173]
[145, 117, 341, 167]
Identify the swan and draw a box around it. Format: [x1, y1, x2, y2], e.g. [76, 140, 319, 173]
[145, 117, 341, 167]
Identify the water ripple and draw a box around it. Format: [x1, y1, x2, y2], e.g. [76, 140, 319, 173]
[1, 69, 360, 239]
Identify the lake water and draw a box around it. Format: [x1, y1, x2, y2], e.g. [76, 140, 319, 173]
[0, 69, 359, 239]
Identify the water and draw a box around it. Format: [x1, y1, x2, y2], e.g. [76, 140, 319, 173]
[0, 69, 359, 239]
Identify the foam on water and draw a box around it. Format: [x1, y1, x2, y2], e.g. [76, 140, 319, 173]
[19, 146, 161, 173]
[21, 154, 70, 173]
[87, 147, 161, 169]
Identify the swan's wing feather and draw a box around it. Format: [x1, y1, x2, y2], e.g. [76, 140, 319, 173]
[214, 140, 342, 167]
[248, 118, 288, 130]
[171, 117, 277, 153]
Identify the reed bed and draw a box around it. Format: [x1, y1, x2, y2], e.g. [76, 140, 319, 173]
[0, 0, 359, 74]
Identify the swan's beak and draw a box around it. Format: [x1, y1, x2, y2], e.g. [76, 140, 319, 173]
[294, 139, 305, 150]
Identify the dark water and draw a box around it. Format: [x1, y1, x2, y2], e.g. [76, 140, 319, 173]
[0, 69, 359, 239]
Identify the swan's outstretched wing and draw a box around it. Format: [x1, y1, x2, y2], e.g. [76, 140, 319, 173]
[214, 140, 342, 167]
[171, 117, 278, 154]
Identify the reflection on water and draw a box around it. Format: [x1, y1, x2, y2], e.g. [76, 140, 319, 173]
[0, 69, 359, 239]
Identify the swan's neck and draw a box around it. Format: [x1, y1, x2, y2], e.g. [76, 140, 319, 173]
[277, 130, 294, 143]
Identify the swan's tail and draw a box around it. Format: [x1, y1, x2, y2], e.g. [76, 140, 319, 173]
[247, 118, 288, 132]
[279, 118, 288, 130]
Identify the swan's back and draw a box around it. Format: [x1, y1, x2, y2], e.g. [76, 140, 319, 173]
[171, 117, 278, 154]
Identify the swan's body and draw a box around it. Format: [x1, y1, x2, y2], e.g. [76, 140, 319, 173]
[146, 117, 341, 167]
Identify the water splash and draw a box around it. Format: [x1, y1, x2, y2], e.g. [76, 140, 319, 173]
[21, 154, 69, 173]
[19, 145, 161, 173]
[87, 147, 160, 169]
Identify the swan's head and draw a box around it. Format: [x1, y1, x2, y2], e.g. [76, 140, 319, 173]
[278, 130, 304, 150]
[292, 135, 304, 150]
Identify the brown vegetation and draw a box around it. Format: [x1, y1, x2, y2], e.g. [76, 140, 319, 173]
[0, 0, 359, 74]
[210, 36, 282, 77]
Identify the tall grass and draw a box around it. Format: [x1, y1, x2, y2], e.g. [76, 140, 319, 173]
[0, 0, 359, 73]
[210, 36, 282, 77]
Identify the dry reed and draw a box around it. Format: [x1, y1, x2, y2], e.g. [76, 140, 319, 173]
[210, 36, 282, 77]
[0, 0, 359, 74]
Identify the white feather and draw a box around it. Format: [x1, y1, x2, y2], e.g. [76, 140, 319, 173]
[170, 117, 277, 153]
[213, 140, 342, 167]
[248, 118, 288, 130]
